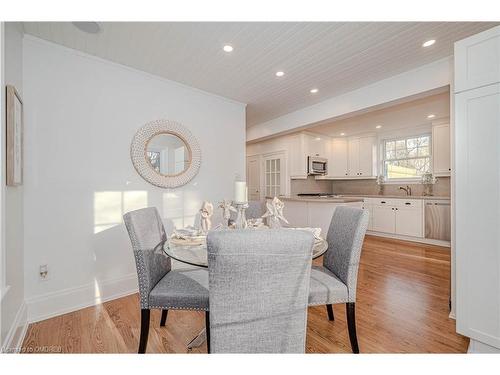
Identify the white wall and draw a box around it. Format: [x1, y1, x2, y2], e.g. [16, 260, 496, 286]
[22, 36, 246, 322]
[1, 22, 27, 352]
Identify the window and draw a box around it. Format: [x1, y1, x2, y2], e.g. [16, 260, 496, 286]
[264, 156, 282, 197]
[383, 134, 431, 180]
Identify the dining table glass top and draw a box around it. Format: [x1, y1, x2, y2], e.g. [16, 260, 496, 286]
[160, 228, 329, 268]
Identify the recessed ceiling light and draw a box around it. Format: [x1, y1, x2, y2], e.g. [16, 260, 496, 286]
[223, 45, 233, 52]
[310, 88, 319, 94]
[340, 133, 346, 136]
[275, 71, 285, 77]
[427, 114, 436, 119]
[422, 39, 436, 47]
[72, 22, 101, 34]
[375, 125, 382, 129]
[315, 137, 321, 141]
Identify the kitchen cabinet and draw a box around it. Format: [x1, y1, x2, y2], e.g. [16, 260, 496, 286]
[372, 204, 395, 233]
[348, 136, 376, 178]
[289, 132, 328, 179]
[316, 137, 349, 179]
[432, 123, 451, 176]
[361, 201, 373, 231]
[455, 26, 500, 351]
[369, 198, 423, 238]
[454, 26, 500, 93]
[455, 83, 500, 347]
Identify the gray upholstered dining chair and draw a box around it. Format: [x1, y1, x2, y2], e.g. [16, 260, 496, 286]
[206, 229, 315, 353]
[308, 206, 369, 353]
[123, 207, 209, 353]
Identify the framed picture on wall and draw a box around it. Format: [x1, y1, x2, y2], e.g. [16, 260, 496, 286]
[6, 85, 23, 186]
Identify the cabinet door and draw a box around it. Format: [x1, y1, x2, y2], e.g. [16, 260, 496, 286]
[283, 201, 309, 228]
[455, 26, 500, 93]
[307, 134, 327, 158]
[289, 134, 307, 179]
[358, 136, 375, 177]
[455, 83, 500, 348]
[330, 138, 349, 177]
[371, 205, 395, 233]
[432, 124, 451, 176]
[394, 206, 423, 237]
[348, 138, 360, 177]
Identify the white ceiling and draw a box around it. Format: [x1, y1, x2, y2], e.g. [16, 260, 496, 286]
[22, 22, 497, 127]
[307, 91, 450, 137]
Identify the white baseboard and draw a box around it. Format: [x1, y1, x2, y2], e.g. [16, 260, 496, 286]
[468, 339, 500, 353]
[366, 231, 451, 248]
[26, 273, 138, 323]
[1, 301, 28, 353]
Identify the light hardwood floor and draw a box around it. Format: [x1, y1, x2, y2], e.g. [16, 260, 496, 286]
[22, 235, 469, 353]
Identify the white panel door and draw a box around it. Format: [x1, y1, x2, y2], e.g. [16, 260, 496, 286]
[454, 26, 500, 93]
[330, 138, 349, 177]
[246, 155, 261, 201]
[358, 136, 375, 177]
[432, 124, 451, 176]
[348, 138, 360, 177]
[263, 152, 286, 198]
[455, 83, 500, 348]
[372, 205, 395, 233]
[395, 206, 423, 237]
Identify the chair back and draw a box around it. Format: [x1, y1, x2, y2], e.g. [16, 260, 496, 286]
[323, 206, 369, 302]
[207, 229, 314, 353]
[123, 207, 171, 309]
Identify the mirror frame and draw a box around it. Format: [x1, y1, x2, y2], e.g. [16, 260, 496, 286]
[131, 119, 201, 188]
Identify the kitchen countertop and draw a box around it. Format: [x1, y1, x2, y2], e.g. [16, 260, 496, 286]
[269, 194, 450, 203]
[337, 194, 450, 201]
[269, 196, 364, 203]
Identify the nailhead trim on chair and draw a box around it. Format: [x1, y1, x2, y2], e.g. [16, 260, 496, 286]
[149, 305, 208, 311]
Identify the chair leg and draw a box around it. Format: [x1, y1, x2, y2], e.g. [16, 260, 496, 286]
[138, 309, 150, 354]
[160, 309, 168, 326]
[346, 302, 359, 354]
[326, 304, 335, 321]
[205, 311, 211, 354]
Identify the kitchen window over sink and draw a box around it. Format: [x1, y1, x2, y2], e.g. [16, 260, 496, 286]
[383, 134, 431, 180]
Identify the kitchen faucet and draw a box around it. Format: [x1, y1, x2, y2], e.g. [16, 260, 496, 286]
[399, 185, 412, 196]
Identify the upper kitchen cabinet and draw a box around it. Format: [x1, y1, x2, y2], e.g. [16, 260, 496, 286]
[432, 123, 451, 176]
[328, 138, 349, 178]
[348, 136, 377, 178]
[289, 132, 328, 179]
[455, 26, 500, 93]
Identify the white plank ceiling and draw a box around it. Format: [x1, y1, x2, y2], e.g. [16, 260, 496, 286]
[22, 22, 498, 127]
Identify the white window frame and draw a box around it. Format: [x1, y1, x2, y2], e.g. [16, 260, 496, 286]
[380, 132, 432, 184]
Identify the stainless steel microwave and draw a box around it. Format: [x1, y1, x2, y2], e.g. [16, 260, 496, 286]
[308, 156, 328, 175]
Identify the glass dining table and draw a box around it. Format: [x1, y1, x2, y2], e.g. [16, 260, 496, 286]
[159, 228, 329, 350]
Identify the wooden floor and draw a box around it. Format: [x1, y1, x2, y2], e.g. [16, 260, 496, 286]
[22, 235, 469, 353]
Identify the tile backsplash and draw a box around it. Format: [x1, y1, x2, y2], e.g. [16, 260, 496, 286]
[290, 176, 450, 197]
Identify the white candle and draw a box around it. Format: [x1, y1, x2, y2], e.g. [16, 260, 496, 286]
[234, 181, 247, 203]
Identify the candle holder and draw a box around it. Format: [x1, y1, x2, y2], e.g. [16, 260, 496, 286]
[233, 202, 249, 229]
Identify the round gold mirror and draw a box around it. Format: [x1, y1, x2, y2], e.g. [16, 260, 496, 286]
[131, 120, 201, 188]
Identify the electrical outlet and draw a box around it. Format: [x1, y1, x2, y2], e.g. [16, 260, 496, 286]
[39, 264, 49, 281]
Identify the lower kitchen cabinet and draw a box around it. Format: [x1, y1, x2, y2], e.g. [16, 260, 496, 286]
[367, 198, 424, 238]
[372, 205, 396, 233]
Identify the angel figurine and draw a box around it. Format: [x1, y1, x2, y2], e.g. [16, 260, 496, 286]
[219, 199, 237, 227]
[262, 197, 289, 228]
[199, 201, 214, 234]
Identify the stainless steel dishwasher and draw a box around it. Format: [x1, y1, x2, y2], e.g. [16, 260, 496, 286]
[424, 199, 451, 241]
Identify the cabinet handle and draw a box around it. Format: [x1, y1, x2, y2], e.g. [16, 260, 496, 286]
[345, 173, 348, 176]
[381, 201, 386, 204]
[395, 208, 398, 211]
[405, 202, 411, 205]
[359, 172, 363, 175]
